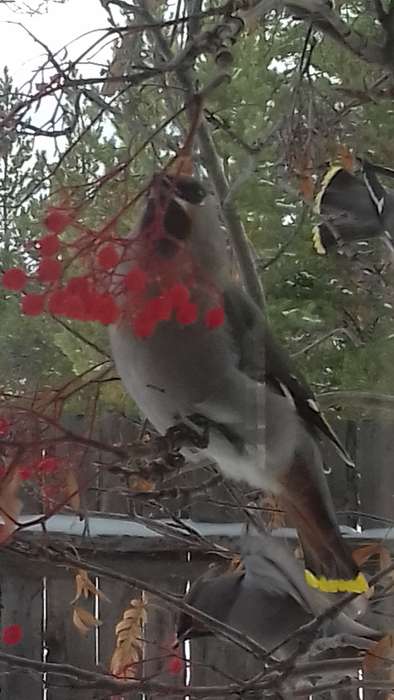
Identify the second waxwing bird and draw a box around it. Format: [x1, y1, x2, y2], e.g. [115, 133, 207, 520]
[109, 172, 368, 594]
[312, 160, 394, 255]
[176, 533, 380, 660]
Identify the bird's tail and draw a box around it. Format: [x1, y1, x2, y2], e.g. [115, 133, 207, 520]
[312, 162, 393, 254]
[281, 450, 368, 594]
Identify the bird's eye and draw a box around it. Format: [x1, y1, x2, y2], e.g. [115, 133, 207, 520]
[174, 177, 207, 204]
[163, 200, 192, 240]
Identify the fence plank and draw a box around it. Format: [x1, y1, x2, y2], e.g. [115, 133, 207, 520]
[185, 557, 262, 697]
[98, 412, 140, 516]
[45, 573, 96, 700]
[96, 551, 188, 699]
[358, 418, 394, 528]
[324, 418, 359, 528]
[0, 565, 43, 700]
[140, 553, 188, 700]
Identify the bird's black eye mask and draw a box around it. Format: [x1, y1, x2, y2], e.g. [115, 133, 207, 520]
[140, 198, 191, 258]
[156, 200, 191, 258]
[149, 173, 207, 205]
[143, 175, 208, 257]
[169, 176, 207, 205]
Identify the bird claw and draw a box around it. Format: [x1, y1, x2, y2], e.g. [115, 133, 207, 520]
[309, 633, 376, 656]
[165, 416, 209, 450]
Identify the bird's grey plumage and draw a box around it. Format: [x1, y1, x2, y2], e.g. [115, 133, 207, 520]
[109, 173, 365, 591]
[110, 183, 300, 489]
[177, 533, 379, 660]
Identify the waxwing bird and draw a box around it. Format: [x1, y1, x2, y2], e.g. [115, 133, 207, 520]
[312, 160, 394, 255]
[176, 532, 379, 659]
[109, 172, 368, 594]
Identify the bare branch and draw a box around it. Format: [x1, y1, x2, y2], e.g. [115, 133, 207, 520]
[240, 0, 387, 68]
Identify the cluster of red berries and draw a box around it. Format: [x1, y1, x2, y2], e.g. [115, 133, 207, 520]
[18, 456, 60, 482]
[128, 277, 224, 339]
[2, 624, 23, 646]
[0, 456, 61, 483]
[2, 201, 225, 339]
[167, 653, 184, 675]
[2, 209, 122, 325]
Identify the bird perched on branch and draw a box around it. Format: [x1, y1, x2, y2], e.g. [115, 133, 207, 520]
[312, 160, 394, 255]
[109, 171, 368, 594]
[176, 532, 379, 658]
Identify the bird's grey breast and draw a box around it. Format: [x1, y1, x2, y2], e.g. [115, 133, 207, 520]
[109, 318, 239, 432]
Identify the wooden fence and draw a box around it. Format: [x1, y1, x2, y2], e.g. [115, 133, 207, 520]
[1, 411, 394, 699]
[1, 541, 272, 700]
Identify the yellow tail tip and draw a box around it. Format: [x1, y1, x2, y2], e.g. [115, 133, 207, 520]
[312, 164, 344, 255]
[305, 570, 369, 594]
[312, 226, 326, 255]
[313, 164, 343, 215]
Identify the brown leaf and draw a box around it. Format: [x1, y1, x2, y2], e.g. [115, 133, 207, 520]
[110, 598, 147, 679]
[363, 634, 394, 672]
[299, 175, 315, 202]
[0, 469, 22, 544]
[128, 476, 154, 492]
[353, 544, 394, 582]
[353, 543, 383, 567]
[72, 606, 101, 636]
[337, 144, 354, 172]
[167, 153, 193, 177]
[63, 469, 81, 514]
[228, 555, 244, 572]
[70, 569, 110, 605]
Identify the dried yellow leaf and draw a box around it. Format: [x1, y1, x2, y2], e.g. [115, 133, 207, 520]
[72, 606, 101, 636]
[110, 598, 147, 678]
[70, 569, 110, 604]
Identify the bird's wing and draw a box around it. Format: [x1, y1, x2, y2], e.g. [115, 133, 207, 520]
[177, 569, 244, 639]
[312, 164, 388, 253]
[240, 533, 316, 614]
[362, 160, 386, 218]
[223, 284, 353, 465]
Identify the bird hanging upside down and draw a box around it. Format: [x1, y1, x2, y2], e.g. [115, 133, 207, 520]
[312, 159, 394, 255]
[176, 532, 379, 658]
[109, 172, 368, 594]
